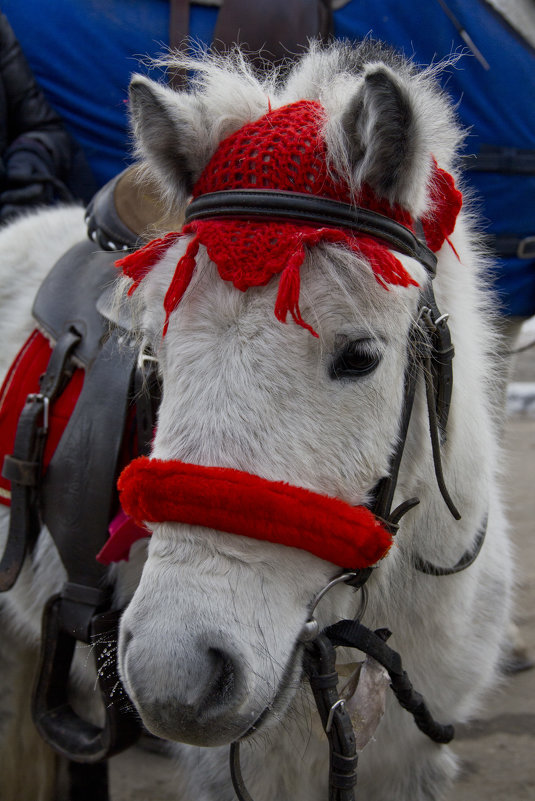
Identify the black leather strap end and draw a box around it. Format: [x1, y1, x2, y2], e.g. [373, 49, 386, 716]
[2, 454, 40, 487]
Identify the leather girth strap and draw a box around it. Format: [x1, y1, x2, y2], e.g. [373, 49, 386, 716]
[0, 241, 144, 767]
[31, 245, 143, 762]
[0, 328, 81, 591]
[39, 331, 135, 637]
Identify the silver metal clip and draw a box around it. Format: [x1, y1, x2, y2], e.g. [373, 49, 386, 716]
[298, 572, 358, 643]
[27, 393, 50, 433]
[326, 699, 345, 733]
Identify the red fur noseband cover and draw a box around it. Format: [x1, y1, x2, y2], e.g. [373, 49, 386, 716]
[112, 457, 392, 569]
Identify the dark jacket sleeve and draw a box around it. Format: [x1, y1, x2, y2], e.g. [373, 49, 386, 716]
[0, 11, 71, 176]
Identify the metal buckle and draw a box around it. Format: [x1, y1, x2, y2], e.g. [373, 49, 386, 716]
[517, 236, 535, 259]
[26, 393, 50, 433]
[325, 698, 346, 733]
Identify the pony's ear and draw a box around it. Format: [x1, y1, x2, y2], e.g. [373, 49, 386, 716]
[128, 75, 208, 212]
[341, 65, 428, 212]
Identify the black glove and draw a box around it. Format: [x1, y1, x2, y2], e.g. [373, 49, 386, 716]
[0, 136, 69, 221]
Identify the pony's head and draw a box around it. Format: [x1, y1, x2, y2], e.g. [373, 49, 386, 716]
[116, 42, 463, 747]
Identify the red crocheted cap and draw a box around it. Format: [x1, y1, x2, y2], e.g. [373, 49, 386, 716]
[117, 100, 462, 336]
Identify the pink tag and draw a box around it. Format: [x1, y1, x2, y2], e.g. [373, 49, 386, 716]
[97, 508, 150, 564]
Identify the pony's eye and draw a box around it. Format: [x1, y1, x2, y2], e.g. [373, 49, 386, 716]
[329, 339, 382, 380]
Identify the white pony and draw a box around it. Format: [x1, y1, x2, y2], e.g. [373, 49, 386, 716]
[0, 42, 513, 801]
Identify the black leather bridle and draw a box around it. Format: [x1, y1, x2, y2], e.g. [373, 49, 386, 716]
[186, 189, 486, 801]
[185, 188, 438, 276]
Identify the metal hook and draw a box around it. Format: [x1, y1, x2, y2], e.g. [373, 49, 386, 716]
[137, 347, 159, 371]
[325, 699, 346, 733]
[298, 572, 358, 643]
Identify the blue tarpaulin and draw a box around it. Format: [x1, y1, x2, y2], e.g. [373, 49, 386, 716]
[3, 0, 534, 314]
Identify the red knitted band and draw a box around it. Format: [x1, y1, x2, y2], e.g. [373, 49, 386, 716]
[117, 101, 462, 336]
[104, 456, 393, 569]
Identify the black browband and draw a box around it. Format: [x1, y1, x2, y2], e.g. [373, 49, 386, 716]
[184, 189, 438, 277]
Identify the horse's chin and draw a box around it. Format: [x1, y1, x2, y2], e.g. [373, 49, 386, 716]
[136, 706, 258, 748]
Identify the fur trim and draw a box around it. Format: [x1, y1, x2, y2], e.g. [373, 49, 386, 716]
[113, 456, 393, 568]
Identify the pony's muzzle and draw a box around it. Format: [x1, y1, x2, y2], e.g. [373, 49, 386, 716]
[119, 625, 255, 746]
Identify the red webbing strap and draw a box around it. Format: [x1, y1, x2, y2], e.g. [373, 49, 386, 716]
[0, 330, 84, 508]
[103, 456, 393, 569]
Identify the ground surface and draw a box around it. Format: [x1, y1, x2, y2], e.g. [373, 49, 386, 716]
[109, 356, 535, 801]
[444, 410, 535, 801]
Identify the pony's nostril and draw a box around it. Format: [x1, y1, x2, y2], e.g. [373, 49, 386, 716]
[122, 628, 133, 649]
[119, 627, 134, 664]
[199, 648, 239, 712]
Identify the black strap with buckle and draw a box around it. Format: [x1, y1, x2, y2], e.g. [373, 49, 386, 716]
[0, 327, 81, 591]
[324, 620, 455, 745]
[231, 619, 454, 801]
[304, 635, 359, 801]
[31, 327, 143, 764]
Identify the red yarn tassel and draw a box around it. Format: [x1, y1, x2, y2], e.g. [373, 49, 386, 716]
[162, 234, 201, 335]
[275, 248, 319, 337]
[116, 231, 182, 294]
[421, 161, 463, 252]
[354, 237, 418, 290]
